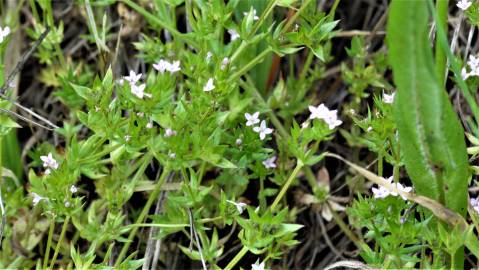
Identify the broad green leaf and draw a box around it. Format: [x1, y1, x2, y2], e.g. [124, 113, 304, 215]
[388, 0, 470, 217]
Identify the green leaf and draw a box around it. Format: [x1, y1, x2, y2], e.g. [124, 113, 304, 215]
[277, 0, 297, 8]
[214, 157, 237, 169]
[388, 1, 470, 215]
[70, 82, 91, 100]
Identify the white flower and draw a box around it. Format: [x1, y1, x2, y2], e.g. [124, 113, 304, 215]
[371, 176, 413, 200]
[131, 83, 152, 99]
[0, 26, 10, 43]
[124, 70, 142, 85]
[309, 104, 331, 120]
[40, 153, 59, 170]
[203, 78, 215, 92]
[372, 176, 395, 199]
[469, 56, 479, 76]
[31, 192, 44, 206]
[309, 104, 343, 129]
[169, 152, 176, 159]
[372, 186, 390, 199]
[70, 185, 78, 194]
[396, 183, 412, 200]
[245, 112, 260, 126]
[44, 169, 51, 175]
[221, 57, 229, 70]
[383, 91, 395, 104]
[262, 156, 277, 169]
[457, 0, 472, 10]
[323, 112, 343, 130]
[468, 55, 479, 70]
[253, 120, 273, 140]
[165, 128, 177, 137]
[462, 67, 470, 80]
[64, 201, 71, 208]
[367, 126, 373, 132]
[228, 29, 240, 41]
[124, 135, 131, 142]
[206, 51, 213, 61]
[153, 59, 169, 73]
[146, 121, 153, 129]
[471, 197, 479, 213]
[251, 259, 265, 270]
[384, 176, 397, 196]
[236, 138, 243, 146]
[244, 9, 259, 20]
[167, 60, 181, 73]
[227, 200, 247, 214]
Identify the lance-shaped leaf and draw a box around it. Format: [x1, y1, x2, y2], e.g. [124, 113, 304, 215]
[387, 1, 470, 215]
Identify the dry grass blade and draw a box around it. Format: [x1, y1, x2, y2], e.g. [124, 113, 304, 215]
[324, 260, 378, 270]
[325, 153, 467, 230]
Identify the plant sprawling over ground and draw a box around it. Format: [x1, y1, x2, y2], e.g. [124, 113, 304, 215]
[3, 0, 479, 269]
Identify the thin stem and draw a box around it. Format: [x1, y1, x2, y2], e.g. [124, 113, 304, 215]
[428, 0, 479, 125]
[327, 202, 365, 250]
[250, 0, 278, 38]
[271, 160, 303, 210]
[224, 246, 248, 270]
[435, 0, 448, 87]
[229, 48, 273, 82]
[114, 166, 171, 266]
[43, 217, 56, 269]
[240, 77, 318, 188]
[49, 216, 70, 269]
[377, 152, 383, 177]
[120, 0, 194, 46]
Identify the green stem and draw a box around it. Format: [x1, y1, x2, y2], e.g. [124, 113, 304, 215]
[377, 152, 383, 177]
[250, 0, 278, 38]
[259, 177, 266, 211]
[435, 0, 448, 87]
[43, 217, 56, 269]
[230, 48, 273, 81]
[224, 246, 248, 270]
[271, 161, 303, 210]
[241, 77, 318, 189]
[49, 216, 70, 269]
[428, 0, 479, 125]
[298, 50, 314, 81]
[327, 202, 365, 250]
[223, 161, 303, 269]
[121, 0, 194, 46]
[114, 165, 171, 266]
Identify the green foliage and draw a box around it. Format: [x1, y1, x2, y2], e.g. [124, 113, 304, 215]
[388, 0, 470, 216]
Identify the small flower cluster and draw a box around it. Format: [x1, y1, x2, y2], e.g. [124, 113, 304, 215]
[228, 29, 240, 41]
[371, 176, 412, 200]
[245, 112, 274, 140]
[308, 104, 342, 130]
[0, 26, 10, 43]
[262, 156, 277, 169]
[462, 55, 479, 80]
[244, 9, 259, 20]
[251, 259, 266, 270]
[153, 59, 181, 74]
[226, 200, 247, 214]
[123, 70, 151, 99]
[383, 91, 395, 104]
[457, 0, 472, 10]
[471, 196, 479, 214]
[204, 78, 215, 92]
[40, 152, 59, 175]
